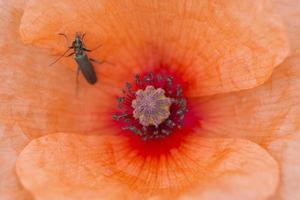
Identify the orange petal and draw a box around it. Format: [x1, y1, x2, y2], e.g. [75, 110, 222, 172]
[20, 0, 289, 96]
[17, 132, 278, 200]
[273, 0, 300, 55]
[0, 0, 291, 138]
[268, 1, 300, 199]
[0, 2, 33, 199]
[0, 0, 118, 138]
[267, 133, 300, 200]
[0, 122, 33, 200]
[196, 55, 300, 146]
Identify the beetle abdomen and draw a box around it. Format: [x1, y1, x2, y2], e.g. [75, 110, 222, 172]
[75, 54, 97, 84]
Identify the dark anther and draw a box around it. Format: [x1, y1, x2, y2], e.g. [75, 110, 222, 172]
[166, 119, 176, 128]
[176, 110, 184, 116]
[113, 72, 188, 140]
[122, 126, 142, 135]
[112, 113, 128, 121]
[112, 114, 120, 121]
[148, 72, 154, 80]
[144, 73, 153, 82]
[167, 76, 173, 85]
[135, 74, 141, 84]
[126, 82, 132, 89]
[117, 97, 125, 103]
[156, 74, 162, 81]
[176, 85, 183, 97]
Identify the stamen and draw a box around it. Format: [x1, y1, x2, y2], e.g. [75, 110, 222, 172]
[135, 74, 141, 84]
[157, 74, 162, 81]
[113, 72, 189, 140]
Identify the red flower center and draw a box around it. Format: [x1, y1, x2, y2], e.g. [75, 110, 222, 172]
[113, 71, 189, 141]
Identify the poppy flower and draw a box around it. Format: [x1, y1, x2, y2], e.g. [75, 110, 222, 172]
[1, 0, 300, 199]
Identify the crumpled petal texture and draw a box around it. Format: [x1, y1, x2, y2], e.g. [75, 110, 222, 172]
[0, 0, 299, 200]
[268, 132, 300, 200]
[0, 0, 118, 138]
[197, 56, 300, 200]
[197, 56, 300, 145]
[16, 133, 278, 200]
[20, 0, 289, 96]
[0, 122, 33, 200]
[273, 0, 300, 55]
[268, 1, 300, 199]
[0, 0, 290, 139]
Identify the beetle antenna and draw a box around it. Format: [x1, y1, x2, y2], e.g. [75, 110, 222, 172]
[91, 44, 102, 51]
[58, 33, 70, 45]
[81, 32, 86, 40]
[49, 47, 72, 66]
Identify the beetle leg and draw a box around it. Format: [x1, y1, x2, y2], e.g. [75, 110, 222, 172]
[49, 47, 72, 66]
[83, 44, 102, 52]
[82, 47, 92, 52]
[58, 33, 70, 45]
[91, 44, 102, 51]
[75, 66, 80, 96]
[66, 52, 75, 57]
[90, 58, 115, 66]
[89, 58, 103, 64]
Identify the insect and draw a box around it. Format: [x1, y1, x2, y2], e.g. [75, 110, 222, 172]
[50, 32, 104, 85]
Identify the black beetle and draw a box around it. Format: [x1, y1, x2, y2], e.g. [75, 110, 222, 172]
[50, 32, 104, 85]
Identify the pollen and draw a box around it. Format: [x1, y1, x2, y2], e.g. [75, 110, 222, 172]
[132, 86, 172, 127]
